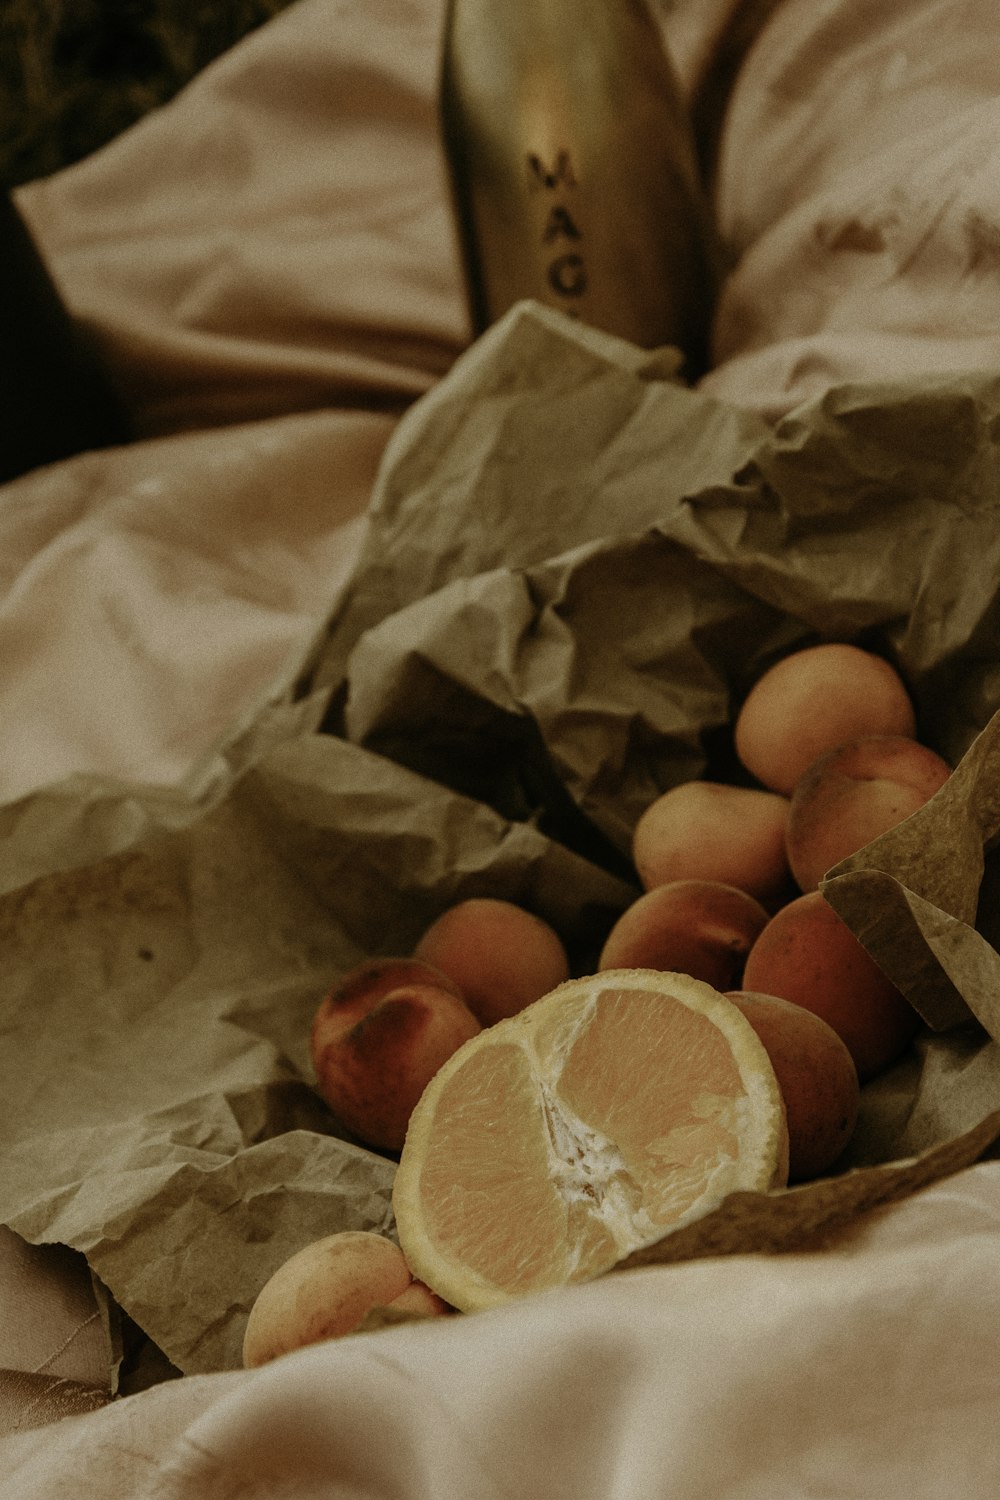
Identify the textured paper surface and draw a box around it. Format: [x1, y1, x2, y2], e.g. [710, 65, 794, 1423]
[312, 303, 1000, 1275]
[5, 305, 1000, 1377]
[314, 305, 1000, 852]
[0, 724, 630, 1376]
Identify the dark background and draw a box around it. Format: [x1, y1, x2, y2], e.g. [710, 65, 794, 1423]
[1, 0, 299, 187]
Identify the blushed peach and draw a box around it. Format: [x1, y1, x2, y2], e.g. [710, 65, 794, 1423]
[785, 734, 951, 892]
[741, 890, 919, 1080]
[413, 897, 571, 1026]
[632, 780, 792, 906]
[312, 956, 466, 1028]
[310, 970, 481, 1153]
[242, 1231, 448, 1367]
[726, 990, 861, 1181]
[597, 879, 769, 990]
[734, 643, 917, 795]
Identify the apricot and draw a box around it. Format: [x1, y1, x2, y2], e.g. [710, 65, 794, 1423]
[632, 780, 791, 906]
[412, 897, 571, 1026]
[785, 734, 951, 892]
[734, 643, 917, 795]
[597, 879, 770, 990]
[741, 890, 919, 1080]
[380, 1280, 451, 1319]
[242, 1231, 449, 1367]
[313, 956, 466, 1018]
[310, 962, 481, 1152]
[725, 990, 860, 1181]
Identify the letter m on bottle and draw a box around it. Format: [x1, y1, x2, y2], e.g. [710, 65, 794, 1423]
[526, 150, 577, 191]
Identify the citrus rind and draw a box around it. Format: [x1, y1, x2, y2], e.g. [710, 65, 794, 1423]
[392, 968, 788, 1312]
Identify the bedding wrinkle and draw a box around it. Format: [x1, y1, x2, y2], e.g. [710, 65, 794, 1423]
[15, 0, 469, 439]
[1, 0, 1000, 1492]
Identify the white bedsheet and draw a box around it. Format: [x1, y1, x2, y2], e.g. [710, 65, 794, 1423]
[3, 0, 1000, 1491]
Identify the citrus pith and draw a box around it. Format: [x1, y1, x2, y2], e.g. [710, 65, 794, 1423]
[392, 969, 788, 1312]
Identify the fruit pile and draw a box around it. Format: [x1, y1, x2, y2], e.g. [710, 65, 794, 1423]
[245, 642, 951, 1362]
[613, 640, 949, 1088]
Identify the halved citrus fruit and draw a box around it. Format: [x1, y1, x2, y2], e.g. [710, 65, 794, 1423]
[392, 968, 788, 1312]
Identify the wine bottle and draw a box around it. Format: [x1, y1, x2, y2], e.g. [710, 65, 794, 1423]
[439, 0, 718, 376]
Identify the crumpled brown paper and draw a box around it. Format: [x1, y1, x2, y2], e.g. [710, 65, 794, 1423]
[0, 725, 631, 1377]
[312, 304, 1000, 854]
[306, 301, 1000, 1274]
[823, 714, 1000, 1036]
[4, 302, 1000, 1379]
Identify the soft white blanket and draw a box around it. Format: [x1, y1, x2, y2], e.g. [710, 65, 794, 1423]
[3, 0, 1000, 1492]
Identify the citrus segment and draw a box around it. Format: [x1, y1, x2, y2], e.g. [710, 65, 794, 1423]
[392, 969, 788, 1312]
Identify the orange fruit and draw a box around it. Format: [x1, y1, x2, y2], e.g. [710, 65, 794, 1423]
[392, 969, 788, 1312]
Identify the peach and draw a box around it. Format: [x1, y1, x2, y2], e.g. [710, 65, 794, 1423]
[597, 879, 770, 990]
[242, 1231, 449, 1367]
[741, 890, 919, 1080]
[632, 780, 792, 906]
[726, 990, 861, 1181]
[734, 643, 917, 795]
[311, 963, 481, 1153]
[413, 897, 571, 1026]
[785, 734, 951, 892]
[312, 956, 466, 1022]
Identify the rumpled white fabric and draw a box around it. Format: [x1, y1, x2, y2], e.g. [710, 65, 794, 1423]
[3, 0, 1000, 1491]
[3, 1162, 1000, 1497]
[701, 0, 1000, 413]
